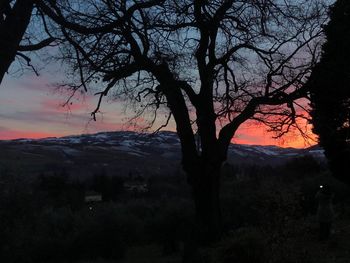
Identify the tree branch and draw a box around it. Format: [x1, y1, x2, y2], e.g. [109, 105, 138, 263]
[38, 0, 164, 35]
[18, 37, 56, 51]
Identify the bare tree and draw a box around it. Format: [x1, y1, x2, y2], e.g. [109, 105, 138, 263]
[0, 0, 55, 84]
[40, 0, 328, 242]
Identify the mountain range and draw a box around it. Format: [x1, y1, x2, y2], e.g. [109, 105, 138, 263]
[0, 131, 325, 178]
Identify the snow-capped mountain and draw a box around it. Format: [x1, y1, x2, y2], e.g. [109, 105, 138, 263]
[0, 131, 325, 178]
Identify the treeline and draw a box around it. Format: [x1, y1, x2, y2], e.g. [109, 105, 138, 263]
[0, 165, 192, 262]
[1, 156, 350, 262]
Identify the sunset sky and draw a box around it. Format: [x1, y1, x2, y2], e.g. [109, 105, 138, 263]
[0, 65, 317, 148]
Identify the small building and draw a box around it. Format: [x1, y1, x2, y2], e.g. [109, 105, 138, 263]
[84, 191, 102, 203]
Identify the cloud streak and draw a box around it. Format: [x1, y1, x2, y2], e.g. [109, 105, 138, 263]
[0, 69, 317, 148]
[0, 126, 59, 140]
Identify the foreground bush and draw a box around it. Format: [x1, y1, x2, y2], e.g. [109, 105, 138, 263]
[211, 229, 267, 263]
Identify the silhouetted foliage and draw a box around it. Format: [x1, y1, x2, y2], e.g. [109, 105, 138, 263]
[215, 230, 267, 263]
[147, 198, 194, 255]
[284, 155, 321, 175]
[92, 171, 124, 201]
[35, 172, 85, 209]
[308, 0, 350, 185]
[1, 162, 350, 262]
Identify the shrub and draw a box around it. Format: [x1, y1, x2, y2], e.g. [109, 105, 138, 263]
[35, 172, 85, 209]
[91, 173, 124, 201]
[72, 218, 126, 260]
[221, 180, 265, 230]
[147, 175, 190, 199]
[283, 155, 322, 175]
[212, 229, 267, 263]
[146, 198, 194, 255]
[1, 205, 127, 262]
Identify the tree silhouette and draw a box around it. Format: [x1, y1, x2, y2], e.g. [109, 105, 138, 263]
[40, 0, 327, 242]
[0, 0, 55, 84]
[308, 0, 350, 185]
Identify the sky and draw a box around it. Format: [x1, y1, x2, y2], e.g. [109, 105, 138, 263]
[0, 63, 317, 148]
[1, 0, 331, 149]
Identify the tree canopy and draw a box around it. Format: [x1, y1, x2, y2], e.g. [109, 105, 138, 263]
[40, 0, 326, 158]
[36, 0, 329, 243]
[308, 0, 350, 184]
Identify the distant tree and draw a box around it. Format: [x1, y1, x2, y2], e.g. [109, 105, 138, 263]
[284, 155, 321, 175]
[92, 172, 124, 201]
[40, 0, 327, 242]
[0, 0, 55, 85]
[36, 171, 85, 208]
[308, 0, 350, 185]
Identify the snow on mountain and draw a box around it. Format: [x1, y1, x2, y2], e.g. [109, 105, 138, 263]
[0, 131, 325, 167]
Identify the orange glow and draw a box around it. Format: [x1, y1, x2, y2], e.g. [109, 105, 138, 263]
[0, 92, 318, 148]
[0, 130, 62, 140]
[233, 118, 317, 149]
[0, 122, 318, 148]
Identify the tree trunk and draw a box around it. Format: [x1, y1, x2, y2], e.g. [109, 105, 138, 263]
[0, 0, 34, 84]
[182, 161, 222, 262]
[188, 160, 222, 243]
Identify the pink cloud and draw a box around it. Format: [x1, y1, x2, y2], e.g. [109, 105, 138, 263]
[0, 98, 16, 104]
[40, 98, 90, 112]
[0, 127, 61, 140]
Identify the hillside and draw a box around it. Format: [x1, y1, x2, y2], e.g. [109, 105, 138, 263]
[0, 131, 325, 178]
